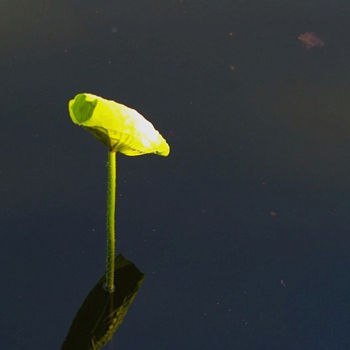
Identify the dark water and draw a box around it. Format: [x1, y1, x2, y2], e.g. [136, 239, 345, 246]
[1, 0, 350, 348]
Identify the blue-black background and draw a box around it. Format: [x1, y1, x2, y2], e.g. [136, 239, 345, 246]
[1, 0, 350, 349]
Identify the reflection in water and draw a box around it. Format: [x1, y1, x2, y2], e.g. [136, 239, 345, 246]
[62, 254, 145, 350]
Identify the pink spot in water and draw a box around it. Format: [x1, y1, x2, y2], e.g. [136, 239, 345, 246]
[298, 32, 325, 49]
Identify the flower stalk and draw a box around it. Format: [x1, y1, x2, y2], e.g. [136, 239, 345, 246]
[105, 150, 116, 293]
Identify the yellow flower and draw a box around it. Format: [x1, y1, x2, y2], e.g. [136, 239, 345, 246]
[68, 93, 170, 156]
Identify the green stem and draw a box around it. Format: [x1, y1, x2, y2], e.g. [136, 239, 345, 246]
[105, 150, 116, 293]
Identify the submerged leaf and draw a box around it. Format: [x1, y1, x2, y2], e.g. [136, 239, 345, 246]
[68, 93, 170, 156]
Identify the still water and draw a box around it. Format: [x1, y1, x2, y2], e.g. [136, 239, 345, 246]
[1, 0, 350, 349]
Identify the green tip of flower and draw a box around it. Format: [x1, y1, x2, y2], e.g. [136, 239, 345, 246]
[69, 93, 98, 124]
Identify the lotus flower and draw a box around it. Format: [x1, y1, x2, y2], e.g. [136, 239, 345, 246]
[68, 92, 170, 293]
[68, 93, 170, 156]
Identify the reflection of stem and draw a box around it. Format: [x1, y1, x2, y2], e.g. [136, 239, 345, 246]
[109, 292, 115, 349]
[105, 150, 116, 293]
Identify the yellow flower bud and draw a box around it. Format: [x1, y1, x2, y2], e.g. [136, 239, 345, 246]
[69, 93, 170, 156]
